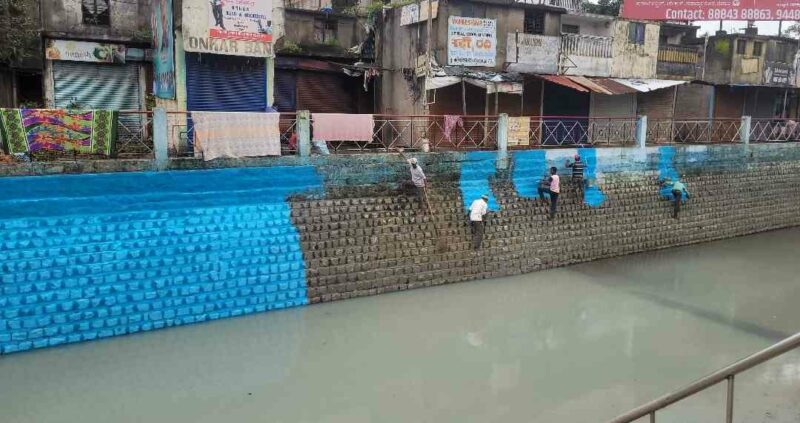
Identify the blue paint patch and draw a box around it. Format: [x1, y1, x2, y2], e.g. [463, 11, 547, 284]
[578, 148, 606, 207]
[0, 167, 323, 354]
[460, 151, 499, 211]
[512, 150, 549, 200]
[658, 146, 686, 201]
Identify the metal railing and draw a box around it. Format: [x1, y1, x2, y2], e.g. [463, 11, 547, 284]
[522, 117, 636, 147]
[607, 331, 800, 423]
[117, 111, 154, 158]
[561, 33, 613, 58]
[515, 0, 582, 11]
[657, 44, 700, 64]
[323, 115, 499, 153]
[647, 119, 743, 144]
[750, 118, 800, 143]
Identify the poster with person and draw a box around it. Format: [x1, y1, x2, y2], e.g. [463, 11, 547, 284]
[208, 0, 272, 42]
[152, 0, 176, 99]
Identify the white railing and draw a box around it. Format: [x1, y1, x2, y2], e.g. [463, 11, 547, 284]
[561, 33, 613, 58]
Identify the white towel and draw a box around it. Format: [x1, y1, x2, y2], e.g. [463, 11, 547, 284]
[192, 111, 281, 161]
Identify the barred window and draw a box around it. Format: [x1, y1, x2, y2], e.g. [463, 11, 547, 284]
[628, 22, 645, 45]
[524, 10, 545, 35]
[83, 0, 110, 26]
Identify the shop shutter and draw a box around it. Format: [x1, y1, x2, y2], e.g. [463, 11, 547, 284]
[637, 88, 675, 119]
[674, 84, 712, 119]
[185, 52, 267, 112]
[590, 93, 636, 118]
[52, 61, 143, 140]
[714, 86, 745, 118]
[273, 70, 297, 112]
[296, 71, 356, 114]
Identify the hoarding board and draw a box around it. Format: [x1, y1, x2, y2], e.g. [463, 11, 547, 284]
[152, 0, 176, 99]
[448, 17, 496, 67]
[621, 0, 800, 21]
[45, 40, 126, 64]
[183, 0, 274, 57]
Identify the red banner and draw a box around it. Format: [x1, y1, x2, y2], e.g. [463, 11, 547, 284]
[621, 0, 800, 21]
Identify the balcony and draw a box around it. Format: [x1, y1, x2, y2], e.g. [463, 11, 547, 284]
[657, 44, 701, 80]
[515, 0, 582, 12]
[560, 33, 612, 77]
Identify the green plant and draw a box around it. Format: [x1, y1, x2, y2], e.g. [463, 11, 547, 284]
[279, 41, 305, 54]
[366, 0, 385, 15]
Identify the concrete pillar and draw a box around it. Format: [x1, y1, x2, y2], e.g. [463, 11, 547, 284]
[636, 115, 648, 149]
[496, 113, 509, 170]
[740, 115, 751, 145]
[297, 110, 311, 157]
[153, 108, 169, 170]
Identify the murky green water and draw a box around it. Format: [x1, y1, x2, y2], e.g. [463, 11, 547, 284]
[2, 229, 799, 423]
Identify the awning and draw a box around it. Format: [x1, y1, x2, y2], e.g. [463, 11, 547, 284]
[611, 78, 688, 92]
[425, 74, 523, 95]
[536, 75, 589, 92]
[536, 75, 688, 95]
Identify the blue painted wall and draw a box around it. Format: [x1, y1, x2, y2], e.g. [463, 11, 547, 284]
[578, 148, 606, 207]
[512, 150, 548, 200]
[460, 151, 500, 211]
[0, 167, 322, 354]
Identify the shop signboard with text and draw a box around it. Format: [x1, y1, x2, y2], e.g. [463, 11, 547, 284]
[621, 0, 800, 21]
[183, 0, 274, 57]
[448, 16, 496, 67]
[45, 40, 126, 64]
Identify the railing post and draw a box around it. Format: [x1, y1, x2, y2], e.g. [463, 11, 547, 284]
[636, 115, 648, 149]
[297, 110, 311, 157]
[740, 115, 751, 145]
[497, 113, 509, 170]
[725, 375, 735, 423]
[153, 107, 168, 171]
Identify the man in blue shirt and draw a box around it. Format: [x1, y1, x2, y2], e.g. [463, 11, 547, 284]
[661, 177, 691, 219]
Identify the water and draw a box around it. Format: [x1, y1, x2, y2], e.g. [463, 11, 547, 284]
[2, 229, 799, 423]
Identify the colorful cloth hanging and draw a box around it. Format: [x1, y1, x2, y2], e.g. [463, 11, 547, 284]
[0, 108, 117, 155]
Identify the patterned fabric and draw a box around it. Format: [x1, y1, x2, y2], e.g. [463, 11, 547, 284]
[312, 113, 374, 142]
[192, 111, 281, 161]
[0, 108, 117, 155]
[443, 115, 464, 142]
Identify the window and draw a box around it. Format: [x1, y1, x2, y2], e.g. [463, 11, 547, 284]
[774, 42, 793, 63]
[82, 0, 110, 26]
[628, 22, 645, 45]
[313, 19, 337, 44]
[561, 24, 580, 34]
[752, 41, 763, 56]
[524, 10, 545, 35]
[736, 40, 747, 55]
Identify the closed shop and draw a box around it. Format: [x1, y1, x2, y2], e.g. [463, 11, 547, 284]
[637, 88, 674, 119]
[589, 93, 636, 117]
[714, 86, 745, 118]
[186, 52, 267, 112]
[274, 58, 373, 114]
[542, 81, 590, 146]
[52, 61, 144, 136]
[674, 84, 712, 119]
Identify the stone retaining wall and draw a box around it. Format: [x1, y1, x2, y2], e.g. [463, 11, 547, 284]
[1, 144, 799, 354]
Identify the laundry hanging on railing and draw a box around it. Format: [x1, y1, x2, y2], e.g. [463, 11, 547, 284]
[312, 113, 374, 142]
[443, 115, 464, 142]
[191, 111, 281, 161]
[0, 108, 117, 156]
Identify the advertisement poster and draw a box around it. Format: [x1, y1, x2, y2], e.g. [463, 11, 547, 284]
[45, 40, 125, 64]
[183, 0, 273, 57]
[448, 17, 496, 67]
[209, 0, 272, 42]
[152, 0, 176, 99]
[400, 1, 439, 26]
[507, 117, 531, 147]
[621, 0, 798, 21]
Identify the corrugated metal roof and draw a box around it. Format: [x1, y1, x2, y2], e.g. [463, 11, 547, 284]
[590, 78, 639, 95]
[566, 76, 613, 95]
[537, 75, 590, 92]
[612, 78, 688, 92]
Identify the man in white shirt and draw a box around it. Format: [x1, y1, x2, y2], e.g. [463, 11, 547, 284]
[469, 194, 489, 249]
[408, 157, 426, 189]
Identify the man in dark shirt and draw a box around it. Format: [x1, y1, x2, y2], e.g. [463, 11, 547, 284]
[565, 154, 585, 198]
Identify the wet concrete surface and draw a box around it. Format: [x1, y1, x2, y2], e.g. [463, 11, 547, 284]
[1, 229, 800, 423]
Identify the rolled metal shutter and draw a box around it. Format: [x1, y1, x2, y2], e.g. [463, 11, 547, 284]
[186, 53, 267, 112]
[637, 88, 675, 119]
[296, 71, 356, 114]
[52, 61, 143, 147]
[589, 93, 636, 118]
[273, 70, 297, 112]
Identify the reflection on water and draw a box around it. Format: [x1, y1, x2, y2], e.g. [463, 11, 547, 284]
[1, 229, 799, 423]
